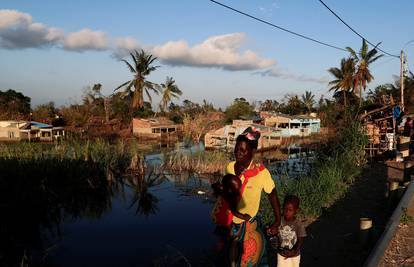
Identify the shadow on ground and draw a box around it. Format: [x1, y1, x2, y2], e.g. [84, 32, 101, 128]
[301, 163, 392, 267]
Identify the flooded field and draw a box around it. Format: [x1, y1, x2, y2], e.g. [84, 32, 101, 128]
[0, 142, 313, 267]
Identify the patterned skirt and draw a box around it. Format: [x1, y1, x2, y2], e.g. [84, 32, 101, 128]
[228, 217, 266, 267]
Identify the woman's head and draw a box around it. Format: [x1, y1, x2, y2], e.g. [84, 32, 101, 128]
[234, 127, 260, 163]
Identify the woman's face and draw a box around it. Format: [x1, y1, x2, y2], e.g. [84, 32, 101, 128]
[234, 140, 253, 164]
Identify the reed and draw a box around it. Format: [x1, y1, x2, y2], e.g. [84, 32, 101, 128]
[163, 149, 230, 175]
[0, 139, 142, 174]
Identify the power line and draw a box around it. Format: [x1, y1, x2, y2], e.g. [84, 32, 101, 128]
[209, 0, 347, 52]
[317, 0, 399, 58]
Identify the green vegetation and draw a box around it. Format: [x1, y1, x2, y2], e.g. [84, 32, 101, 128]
[400, 207, 413, 225]
[260, 121, 368, 223]
[225, 98, 255, 122]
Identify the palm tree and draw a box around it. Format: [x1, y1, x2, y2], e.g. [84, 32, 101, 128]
[346, 39, 383, 105]
[115, 49, 160, 109]
[159, 77, 182, 113]
[301, 91, 315, 114]
[328, 57, 356, 107]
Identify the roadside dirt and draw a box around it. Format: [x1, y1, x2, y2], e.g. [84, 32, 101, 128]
[379, 194, 414, 267]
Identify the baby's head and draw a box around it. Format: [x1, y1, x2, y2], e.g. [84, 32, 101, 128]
[283, 195, 300, 221]
[221, 174, 241, 197]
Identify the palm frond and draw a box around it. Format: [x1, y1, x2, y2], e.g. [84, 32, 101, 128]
[121, 59, 136, 73]
[346, 47, 358, 60]
[114, 80, 132, 91]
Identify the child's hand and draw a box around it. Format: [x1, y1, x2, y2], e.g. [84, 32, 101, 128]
[279, 249, 297, 259]
[241, 213, 251, 221]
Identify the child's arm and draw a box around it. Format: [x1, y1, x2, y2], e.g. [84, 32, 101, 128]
[231, 210, 251, 221]
[228, 196, 251, 221]
[279, 236, 304, 258]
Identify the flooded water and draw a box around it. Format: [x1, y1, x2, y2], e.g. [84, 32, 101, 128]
[42, 175, 217, 267]
[0, 144, 313, 267]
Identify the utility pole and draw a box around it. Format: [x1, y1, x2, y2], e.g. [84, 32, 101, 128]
[400, 50, 405, 112]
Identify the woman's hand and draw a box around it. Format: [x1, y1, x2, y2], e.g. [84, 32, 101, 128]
[266, 221, 280, 236]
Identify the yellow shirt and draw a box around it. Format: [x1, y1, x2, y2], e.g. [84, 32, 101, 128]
[226, 161, 275, 224]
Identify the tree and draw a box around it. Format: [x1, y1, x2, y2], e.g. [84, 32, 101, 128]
[159, 77, 182, 113]
[182, 112, 225, 143]
[278, 94, 304, 115]
[346, 39, 383, 105]
[32, 102, 57, 123]
[260, 99, 279, 112]
[201, 99, 216, 113]
[366, 84, 397, 105]
[0, 89, 31, 120]
[328, 57, 356, 107]
[301, 91, 315, 114]
[224, 98, 254, 122]
[115, 49, 160, 109]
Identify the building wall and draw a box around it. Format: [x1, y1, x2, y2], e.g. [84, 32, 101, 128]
[0, 127, 21, 140]
[132, 119, 152, 135]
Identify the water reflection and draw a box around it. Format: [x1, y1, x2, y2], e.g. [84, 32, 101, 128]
[0, 158, 111, 266]
[0, 157, 217, 266]
[126, 170, 167, 216]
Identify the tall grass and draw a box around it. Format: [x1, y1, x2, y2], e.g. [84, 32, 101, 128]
[0, 139, 142, 174]
[163, 149, 230, 175]
[260, 122, 369, 223]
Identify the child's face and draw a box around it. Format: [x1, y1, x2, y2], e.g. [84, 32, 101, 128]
[283, 202, 297, 221]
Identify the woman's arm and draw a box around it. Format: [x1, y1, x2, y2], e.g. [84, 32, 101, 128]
[266, 188, 281, 235]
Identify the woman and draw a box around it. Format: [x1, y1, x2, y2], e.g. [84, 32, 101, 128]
[213, 127, 281, 266]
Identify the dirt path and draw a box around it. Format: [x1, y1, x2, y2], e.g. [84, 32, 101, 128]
[301, 163, 392, 267]
[379, 194, 414, 267]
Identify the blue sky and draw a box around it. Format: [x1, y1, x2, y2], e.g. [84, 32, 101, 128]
[0, 0, 413, 108]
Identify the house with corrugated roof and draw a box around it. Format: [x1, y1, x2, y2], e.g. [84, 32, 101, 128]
[0, 120, 65, 141]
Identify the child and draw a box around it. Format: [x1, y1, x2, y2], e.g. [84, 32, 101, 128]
[212, 174, 251, 223]
[211, 174, 252, 266]
[277, 195, 306, 267]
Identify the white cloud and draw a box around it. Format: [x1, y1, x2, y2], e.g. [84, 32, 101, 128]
[256, 68, 330, 84]
[1, 9, 325, 79]
[63, 28, 108, 52]
[113, 37, 141, 58]
[0, 9, 63, 49]
[151, 33, 275, 71]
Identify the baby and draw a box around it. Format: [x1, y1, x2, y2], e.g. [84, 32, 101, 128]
[212, 174, 251, 222]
